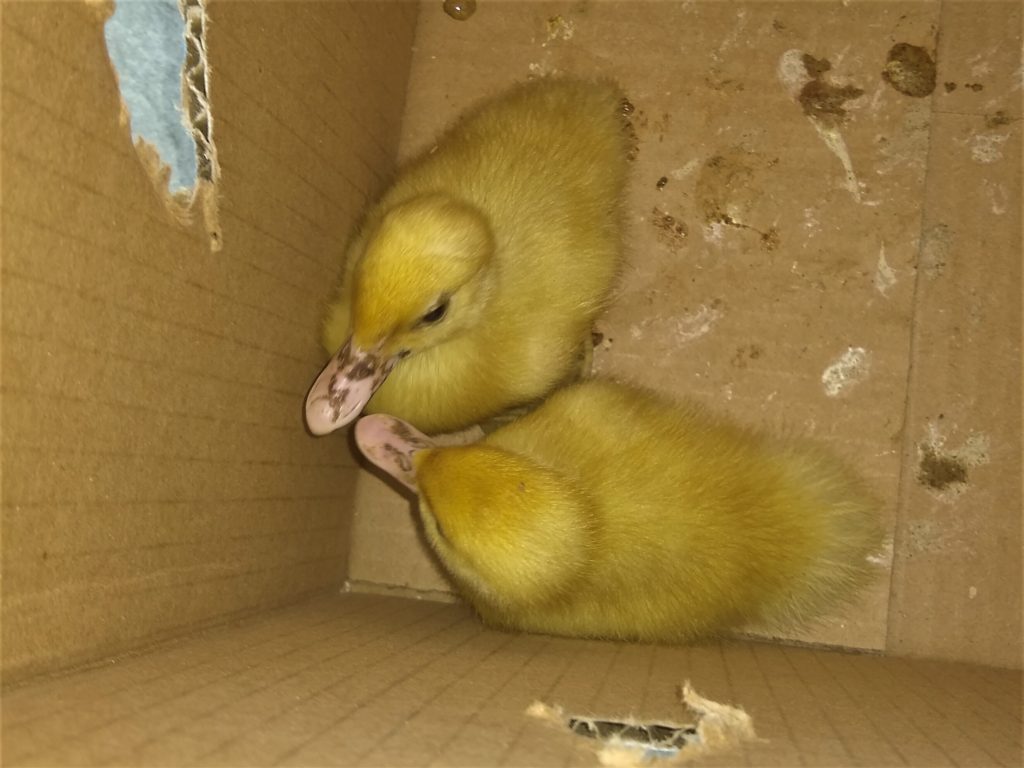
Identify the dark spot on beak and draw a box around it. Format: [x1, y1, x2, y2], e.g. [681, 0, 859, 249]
[390, 418, 433, 449]
[347, 357, 378, 381]
[382, 442, 413, 473]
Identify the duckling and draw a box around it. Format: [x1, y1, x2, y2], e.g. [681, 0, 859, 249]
[355, 380, 882, 643]
[305, 78, 630, 436]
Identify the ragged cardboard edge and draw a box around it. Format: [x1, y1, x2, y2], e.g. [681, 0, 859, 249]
[527, 681, 760, 766]
[93, 0, 223, 252]
[130, 139, 221, 251]
[180, 0, 222, 253]
[343, 579, 460, 604]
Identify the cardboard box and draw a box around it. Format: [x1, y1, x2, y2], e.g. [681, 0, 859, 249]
[2, 1, 1020, 765]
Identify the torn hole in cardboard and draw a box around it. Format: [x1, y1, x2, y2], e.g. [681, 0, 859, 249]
[101, 0, 222, 251]
[527, 682, 758, 765]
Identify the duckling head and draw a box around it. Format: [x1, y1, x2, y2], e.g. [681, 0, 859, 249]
[354, 414, 595, 607]
[306, 195, 496, 436]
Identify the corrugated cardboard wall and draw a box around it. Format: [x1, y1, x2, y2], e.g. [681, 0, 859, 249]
[886, 0, 1022, 667]
[0, 1, 418, 682]
[1, 0, 1018, 686]
[346, 0, 1022, 667]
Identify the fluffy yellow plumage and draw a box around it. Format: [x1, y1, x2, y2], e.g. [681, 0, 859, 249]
[305, 78, 630, 436]
[356, 380, 883, 643]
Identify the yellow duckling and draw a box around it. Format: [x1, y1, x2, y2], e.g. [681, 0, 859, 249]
[355, 380, 882, 643]
[305, 78, 630, 436]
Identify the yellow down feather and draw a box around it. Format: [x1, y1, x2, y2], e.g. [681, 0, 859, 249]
[322, 78, 630, 433]
[412, 380, 883, 642]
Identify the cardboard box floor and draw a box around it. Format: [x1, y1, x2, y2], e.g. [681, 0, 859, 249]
[1, 1, 1021, 766]
[4, 593, 1023, 767]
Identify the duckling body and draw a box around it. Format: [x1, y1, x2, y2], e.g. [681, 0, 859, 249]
[356, 380, 882, 643]
[306, 78, 630, 436]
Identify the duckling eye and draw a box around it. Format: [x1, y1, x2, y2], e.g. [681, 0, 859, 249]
[418, 298, 449, 326]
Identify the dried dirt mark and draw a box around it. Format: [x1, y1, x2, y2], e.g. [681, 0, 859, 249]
[799, 55, 865, 126]
[695, 149, 779, 250]
[620, 98, 640, 161]
[777, 49, 865, 202]
[917, 446, 968, 489]
[651, 206, 689, 252]
[882, 43, 937, 98]
[731, 344, 764, 369]
[984, 110, 1012, 129]
[821, 347, 870, 397]
[915, 422, 990, 501]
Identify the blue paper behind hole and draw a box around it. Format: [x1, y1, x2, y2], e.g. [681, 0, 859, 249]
[104, 0, 197, 192]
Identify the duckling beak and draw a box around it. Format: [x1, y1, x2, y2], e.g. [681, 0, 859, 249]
[305, 340, 398, 436]
[354, 414, 435, 491]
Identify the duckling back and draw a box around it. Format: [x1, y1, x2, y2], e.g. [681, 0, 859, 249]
[356, 380, 882, 643]
[312, 79, 631, 435]
[484, 380, 883, 639]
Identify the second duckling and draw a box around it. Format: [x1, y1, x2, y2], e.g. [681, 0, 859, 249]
[355, 380, 882, 643]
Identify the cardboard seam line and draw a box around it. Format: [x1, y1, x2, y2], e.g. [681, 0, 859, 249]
[527, 682, 760, 765]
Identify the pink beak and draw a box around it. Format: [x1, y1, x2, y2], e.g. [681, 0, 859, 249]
[354, 414, 436, 490]
[304, 340, 398, 436]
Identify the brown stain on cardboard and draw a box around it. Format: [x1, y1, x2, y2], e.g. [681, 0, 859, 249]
[591, 329, 613, 351]
[697, 151, 754, 222]
[621, 102, 671, 155]
[798, 54, 864, 127]
[649, 112, 672, 142]
[545, 15, 575, 42]
[620, 98, 640, 161]
[917, 446, 969, 489]
[731, 344, 764, 369]
[696, 149, 780, 250]
[984, 110, 1012, 129]
[914, 423, 991, 500]
[777, 49, 865, 202]
[651, 206, 688, 251]
[706, 65, 746, 93]
[882, 43, 937, 98]
[630, 108, 671, 138]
